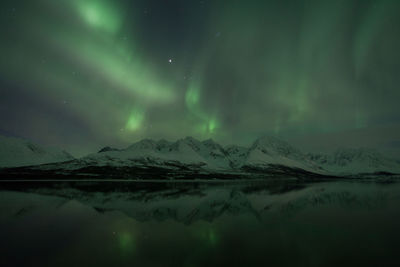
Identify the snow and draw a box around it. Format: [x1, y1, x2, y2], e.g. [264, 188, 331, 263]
[72, 135, 326, 173]
[85, 136, 399, 175]
[2, 133, 399, 176]
[243, 136, 324, 173]
[225, 145, 248, 168]
[79, 137, 229, 170]
[307, 148, 400, 175]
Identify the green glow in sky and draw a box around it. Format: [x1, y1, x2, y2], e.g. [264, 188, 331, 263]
[185, 86, 200, 108]
[126, 109, 144, 131]
[74, 0, 122, 33]
[185, 81, 220, 137]
[1, 0, 400, 154]
[207, 119, 217, 134]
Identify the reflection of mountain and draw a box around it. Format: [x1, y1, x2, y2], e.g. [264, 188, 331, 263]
[1, 134, 400, 178]
[6, 181, 393, 225]
[73, 184, 393, 224]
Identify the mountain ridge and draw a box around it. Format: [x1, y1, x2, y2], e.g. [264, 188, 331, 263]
[0, 135, 74, 168]
[1, 134, 400, 178]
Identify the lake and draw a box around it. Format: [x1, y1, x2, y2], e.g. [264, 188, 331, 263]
[1, 179, 400, 266]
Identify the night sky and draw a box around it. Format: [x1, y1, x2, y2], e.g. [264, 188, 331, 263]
[1, 0, 400, 157]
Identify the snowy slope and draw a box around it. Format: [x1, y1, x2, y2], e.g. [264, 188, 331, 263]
[8, 134, 398, 176]
[242, 136, 324, 173]
[0, 135, 74, 168]
[225, 145, 248, 168]
[307, 148, 400, 175]
[79, 137, 222, 169]
[75, 136, 324, 173]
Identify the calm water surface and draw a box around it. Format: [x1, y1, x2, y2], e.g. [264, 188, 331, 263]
[1, 179, 400, 266]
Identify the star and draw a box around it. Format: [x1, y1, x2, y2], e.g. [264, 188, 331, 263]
[168, 59, 172, 63]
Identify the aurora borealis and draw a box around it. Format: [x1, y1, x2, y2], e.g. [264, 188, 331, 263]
[1, 0, 400, 156]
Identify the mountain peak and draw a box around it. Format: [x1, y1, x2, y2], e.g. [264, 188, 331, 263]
[127, 139, 158, 150]
[98, 146, 119, 153]
[183, 136, 200, 142]
[172, 136, 202, 152]
[7, 135, 397, 175]
[202, 138, 222, 150]
[203, 138, 215, 143]
[334, 147, 382, 157]
[307, 147, 400, 174]
[251, 135, 301, 157]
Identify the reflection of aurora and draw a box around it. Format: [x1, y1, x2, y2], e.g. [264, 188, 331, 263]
[1, 0, 400, 155]
[119, 231, 136, 253]
[196, 226, 218, 247]
[1, 181, 400, 266]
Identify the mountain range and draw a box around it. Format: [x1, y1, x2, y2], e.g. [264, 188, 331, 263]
[0, 135, 399, 179]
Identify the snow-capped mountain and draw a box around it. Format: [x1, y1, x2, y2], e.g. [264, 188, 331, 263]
[243, 136, 323, 173]
[72, 136, 324, 174]
[225, 145, 248, 168]
[77, 136, 400, 175]
[80, 137, 231, 170]
[0, 135, 74, 168]
[307, 148, 400, 174]
[2, 134, 399, 177]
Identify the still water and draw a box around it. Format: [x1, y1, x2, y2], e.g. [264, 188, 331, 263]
[1, 179, 400, 267]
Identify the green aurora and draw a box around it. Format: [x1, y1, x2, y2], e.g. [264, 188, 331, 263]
[1, 0, 400, 156]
